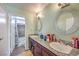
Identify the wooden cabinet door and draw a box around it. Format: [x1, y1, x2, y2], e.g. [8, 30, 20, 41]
[42, 50, 49, 56]
[33, 42, 42, 56]
[29, 38, 42, 56]
[29, 37, 36, 55]
[42, 46, 56, 56]
[42, 46, 49, 56]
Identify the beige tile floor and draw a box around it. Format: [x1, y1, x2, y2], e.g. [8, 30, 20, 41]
[18, 50, 33, 56]
[11, 46, 33, 56]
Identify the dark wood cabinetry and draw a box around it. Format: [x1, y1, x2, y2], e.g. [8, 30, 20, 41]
[41, 46, 56, 56]
[29, 37, 36, 55]
[42, 49, 49, 56]
[34, 43, 41, 56]
[29, 37, 57, 56]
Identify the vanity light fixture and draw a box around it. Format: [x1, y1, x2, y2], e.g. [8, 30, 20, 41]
[36, 12, 43, 20]
[36, 12, 40, 20]
[58, 3, 70, 8]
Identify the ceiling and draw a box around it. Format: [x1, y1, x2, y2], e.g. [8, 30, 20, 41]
[4, 3, 48, 13]
[1, 3, 79, 13]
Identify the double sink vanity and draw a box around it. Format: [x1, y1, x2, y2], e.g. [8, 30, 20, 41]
[29, 35, 79, 56]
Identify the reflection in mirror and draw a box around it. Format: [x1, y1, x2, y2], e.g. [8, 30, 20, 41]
[57, 12, 74, 32]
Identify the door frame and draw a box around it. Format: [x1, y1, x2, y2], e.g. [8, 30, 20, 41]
[9, 15, 27, 55]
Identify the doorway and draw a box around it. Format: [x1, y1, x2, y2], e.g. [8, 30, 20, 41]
[10, 16, 26, 54]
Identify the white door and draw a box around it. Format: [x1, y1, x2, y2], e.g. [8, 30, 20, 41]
[10, 16, 15, 53]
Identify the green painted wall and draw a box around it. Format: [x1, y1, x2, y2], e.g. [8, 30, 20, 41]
[3, 4, 25, 17]
[23, 3, 79, 42]
[39, 3, 79, 42]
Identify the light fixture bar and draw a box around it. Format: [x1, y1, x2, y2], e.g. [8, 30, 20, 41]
[58, 3, 70, 8]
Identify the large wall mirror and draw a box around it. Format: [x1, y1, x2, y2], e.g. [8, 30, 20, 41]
[55, 9, 79, 35]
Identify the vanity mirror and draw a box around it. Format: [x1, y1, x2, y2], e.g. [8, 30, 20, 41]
[54, 9, 79, 35]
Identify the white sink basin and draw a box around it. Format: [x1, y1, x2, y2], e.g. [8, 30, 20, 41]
[49, 42, 73, 54]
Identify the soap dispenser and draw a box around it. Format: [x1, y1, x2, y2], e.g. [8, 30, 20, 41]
[47, 34, 51, 42]
[71, 37, 76, 48]
[51, 34, 55, 42]
[39, 32, 43, 39]
[75, 38, 79, 49]
[44, 35, 47, 41]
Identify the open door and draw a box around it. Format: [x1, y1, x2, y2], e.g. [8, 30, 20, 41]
[10, 16, 16, 53]
[10, 16, 26, 54]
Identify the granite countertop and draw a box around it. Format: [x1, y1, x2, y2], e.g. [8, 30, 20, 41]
[29, 35, 79, 56]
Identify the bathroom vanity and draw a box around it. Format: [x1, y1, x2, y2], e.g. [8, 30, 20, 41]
[29, 35, 79, 56]
[29, 37, 56, 56]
